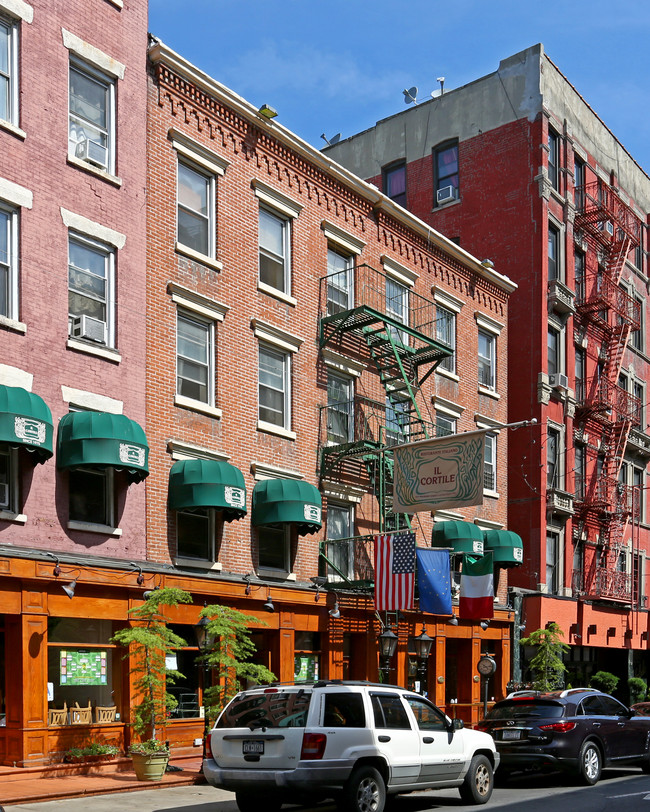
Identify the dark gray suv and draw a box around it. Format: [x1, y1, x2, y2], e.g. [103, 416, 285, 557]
[476, 687, 650, 784]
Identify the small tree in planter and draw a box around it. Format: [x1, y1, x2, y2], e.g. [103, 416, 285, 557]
[111, 586, 192, 780]
[589, 670, 619, 695]
[629, 677, 647, 704]
[520, 622, 569, 692]
[198, 604, 275, 727]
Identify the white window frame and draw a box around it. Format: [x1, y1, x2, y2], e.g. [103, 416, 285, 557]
[326, 501, 354, 582]
[436, 304, 456, 374]
[0, 200, 17, 321]
[68, 58, 115, 175]
[545, 528, 562, 595]
[253, 180, 301, 304]
[258, 205, 291, 297]
[547, 423, 564, 491]
[258, 343, 291, 436]
[67, 231, 115, 348]
[327, 371, 353, 445]
[385, 395, 410, 446]
[326, 245, 354, 316]
[176, 309, 215, 409]
[547, 128, 559, 191]
[483, 432, 497, 495]
[252, 319, 302, 440]
[0, 445, 18, 517]
[475, 312, 503, 396]
[436, 412, 456, 437]
[176, 159, 216, 261]
[0, 13, 18, 127]
[478, 328, 495, 390]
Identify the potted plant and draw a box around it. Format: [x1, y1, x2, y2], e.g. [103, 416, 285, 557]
[64, 743, 120, 763]
[111, 586, 192, 780]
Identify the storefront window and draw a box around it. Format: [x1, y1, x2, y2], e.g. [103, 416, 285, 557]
[294, 632, 320, 682]
[47, 617, 120, 724]
[167, 623, 201, 719]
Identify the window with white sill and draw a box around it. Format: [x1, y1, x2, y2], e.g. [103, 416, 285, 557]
[258, 343, 290, 430]
[258, 524, 290, 573]
[326, 502, 353, 582]
[69, 466, 113, 527]
[484, 433, 496, 492]
[478, 329, 495, 390]
[176, 310, 215, 406]
[68, 59, 114, 174]
[0, 447, 16, 512]
[67, 234, 113, 347]
[259, 206, 290, 294]
[436, 305, 456, 373]
[177, 159, 215, 259]
[326, 246, 353, 316]
[0, 202, 18, 320]
[327, 372, 353, 445]
[0, 14, 18, 126]
[177, 508, 216, 562]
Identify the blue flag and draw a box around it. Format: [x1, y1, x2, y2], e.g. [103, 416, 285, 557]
[416, 548, 452, 615]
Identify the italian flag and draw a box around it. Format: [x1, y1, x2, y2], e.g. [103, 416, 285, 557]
[459, 552, 494, 620]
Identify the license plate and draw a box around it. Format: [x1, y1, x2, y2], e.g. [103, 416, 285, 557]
[243, 740, 264, 755]
[501, 729, 521, 741]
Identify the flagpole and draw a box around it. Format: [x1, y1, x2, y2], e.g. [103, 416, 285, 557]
[391, 418, 538, 452]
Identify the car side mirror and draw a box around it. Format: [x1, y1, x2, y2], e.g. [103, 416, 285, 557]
[451, 718, 464, 730]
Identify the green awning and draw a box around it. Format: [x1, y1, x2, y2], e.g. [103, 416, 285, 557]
[483, 529, 524, 567]
[431, 520, 484, 555]
[0, 385, 53, 463]
[252, 479, 322, 535]
[57, 411, 149, 482]
[168, 459, 246, 521]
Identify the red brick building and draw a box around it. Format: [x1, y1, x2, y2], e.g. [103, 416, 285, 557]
[0, 0, 149, 765]
[326, 43, 650, 693]
[145, 37, 518, 739]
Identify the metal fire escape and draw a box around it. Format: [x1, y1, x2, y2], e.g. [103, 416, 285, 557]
[573, 180, 642, 601]
[317, 263, 452, 586]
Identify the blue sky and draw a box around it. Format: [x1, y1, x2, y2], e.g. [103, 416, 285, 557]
[149, 0, 650, 175]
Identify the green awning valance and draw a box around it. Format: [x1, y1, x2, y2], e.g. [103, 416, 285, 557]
[483, 529, 524, 567]
[57, 411, 149, 482]
[252, 479, 322, 535]
[168, 459, 246, 521]
[0, 385, 53, 463]
[431, 520, 484, 555]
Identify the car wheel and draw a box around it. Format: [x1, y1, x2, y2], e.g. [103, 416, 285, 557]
[458, 754, 493, 805]
[641, 750, 650, 774]
[237, 791, 283, 812]
[341, 765, 386, 812]
[577, 741, 601, 785]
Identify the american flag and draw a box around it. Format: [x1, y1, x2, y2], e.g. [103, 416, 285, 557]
[374, 531, 415, 611]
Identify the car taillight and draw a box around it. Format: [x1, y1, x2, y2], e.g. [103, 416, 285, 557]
[539, 721, 576, 733]
[301, 732, 327, 760]
[475, 721, 489, 731]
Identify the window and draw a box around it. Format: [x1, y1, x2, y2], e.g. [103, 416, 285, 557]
[383, 162, 406, 207]
[574, 154, 585, 209]
[484, 433, 496, 492]
[632, 466, 645, 523]
[327, 502, 353, 581]
[386, 277, 408, 342]
[547, 427, 562, 490]
[0, 202, 17, 320]
[176, 311, 213, 405]
[630, 292, 644, 352]
[326, 247, 353, 315]
[67, 234, 113, 346]
[574, 249, 585, 300]
[177, 160, 215, 258]
[371, 693, 411, 730]
[478, 329, 495, 389]
[436, 412, 456, 437]
[177, 508, 214, 562]
[258, 524, 290, 572]
[259, 344, 290, 430]
[633, 381, 644, 430]
[0, 14, 17, 126]
[547, 129, 559, 191]
[386, 397, 410, 445]
[404, 696, 447, 731]
[436, 305, 456, 373]
[434, 141, 459, 204]
[546, 530, 561, 594]
[574, 444, 586, 499]
[327, 373, 352, 444]
[0, 447, 15, 511]
[68, 60, 114, 172]
[547, 325, 561, 376]
[548, 223, 560, 281]
[259, 206, 290, 294]
[575, 346, 585, 402]
[323, 692, 366, 728]
[69, 466, 112, 527]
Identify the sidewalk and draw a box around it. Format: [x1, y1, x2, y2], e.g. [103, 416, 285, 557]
[0, 752, 205, 806]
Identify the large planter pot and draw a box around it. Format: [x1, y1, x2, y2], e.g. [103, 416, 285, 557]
[130, 750, 170, 781]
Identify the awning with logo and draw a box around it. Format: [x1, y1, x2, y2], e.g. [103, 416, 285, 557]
[483, 529, 524, 567]
[252, 479, 322, 535]
[0, 385, 53, 463]
[431, 520, 484, 555]
[56, 411, 149, 482]
[168, 459, 246, 521]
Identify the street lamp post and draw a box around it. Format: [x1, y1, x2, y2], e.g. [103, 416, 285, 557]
[413, 625, 434, 696]
[378, 627, 398, 683]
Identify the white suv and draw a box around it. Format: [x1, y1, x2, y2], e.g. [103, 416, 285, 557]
[203, 680, 499, 811]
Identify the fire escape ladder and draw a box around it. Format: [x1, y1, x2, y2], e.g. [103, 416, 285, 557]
[607, 234, 632, 285]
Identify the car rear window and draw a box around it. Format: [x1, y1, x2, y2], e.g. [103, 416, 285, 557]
[216, 690, 312, 729]
[486, 700, 564, 720]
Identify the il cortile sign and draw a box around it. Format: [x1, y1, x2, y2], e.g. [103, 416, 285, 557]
[393, 430, 487, 513]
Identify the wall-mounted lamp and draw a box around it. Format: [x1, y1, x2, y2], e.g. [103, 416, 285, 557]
[314, 585, 323, 603]
[437, 675, 444, 684]
[62, 579, 77, 599]
[243, 573, 252, 596]
[263, 594, 275, 613]
[329, 600, 340, 619]
[46, 552, 62, 576]
[517, 624, 526, 632]
[258, 104, 278, 120]
[130, 562, 145, 585]
[448, 615, 459, 626]
[143, 585, 161, 600]
[480, 620, 490, 631]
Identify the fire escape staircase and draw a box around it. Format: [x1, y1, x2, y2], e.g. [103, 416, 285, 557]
[573, 181, 641, 601]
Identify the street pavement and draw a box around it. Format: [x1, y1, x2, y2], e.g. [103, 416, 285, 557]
[3, 768, 650, 811]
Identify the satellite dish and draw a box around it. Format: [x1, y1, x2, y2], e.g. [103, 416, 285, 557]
[403, 86, 418, 105]
[320, 132, 341, 147]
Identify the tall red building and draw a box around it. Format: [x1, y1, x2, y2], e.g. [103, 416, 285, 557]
[326, 43, 650, 691]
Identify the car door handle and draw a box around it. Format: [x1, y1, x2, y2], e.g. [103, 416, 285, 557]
[378, 735, 391, 742]
[592, 722, 601, 728]
[618, 722, 626, 727]
[422, 737, 434, 744]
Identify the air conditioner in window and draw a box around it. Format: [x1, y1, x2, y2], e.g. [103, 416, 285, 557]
[75, 139, 108, 170]
[549, 372, 569, 391]
[436, 185, 457, 204]
[71, 314, 106, 344]
[0, 483, 9, 508]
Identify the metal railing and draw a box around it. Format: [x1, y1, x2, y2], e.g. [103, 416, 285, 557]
[320, 534, 376, 584]
[572, 566, 632, 601]
[575, 273, 641, 329]
[575, 377, 641, 424]
[575, 181, 641, 243]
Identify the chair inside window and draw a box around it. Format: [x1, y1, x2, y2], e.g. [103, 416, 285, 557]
[95, 705, 117, 723]
[48, 703, 68, 726]
[70, 701, 92, 724]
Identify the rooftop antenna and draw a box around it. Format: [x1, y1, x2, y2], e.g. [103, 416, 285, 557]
[403, 86, 418, 105]
[431, 77, 446, 98]
[321, 132, 341, 147]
